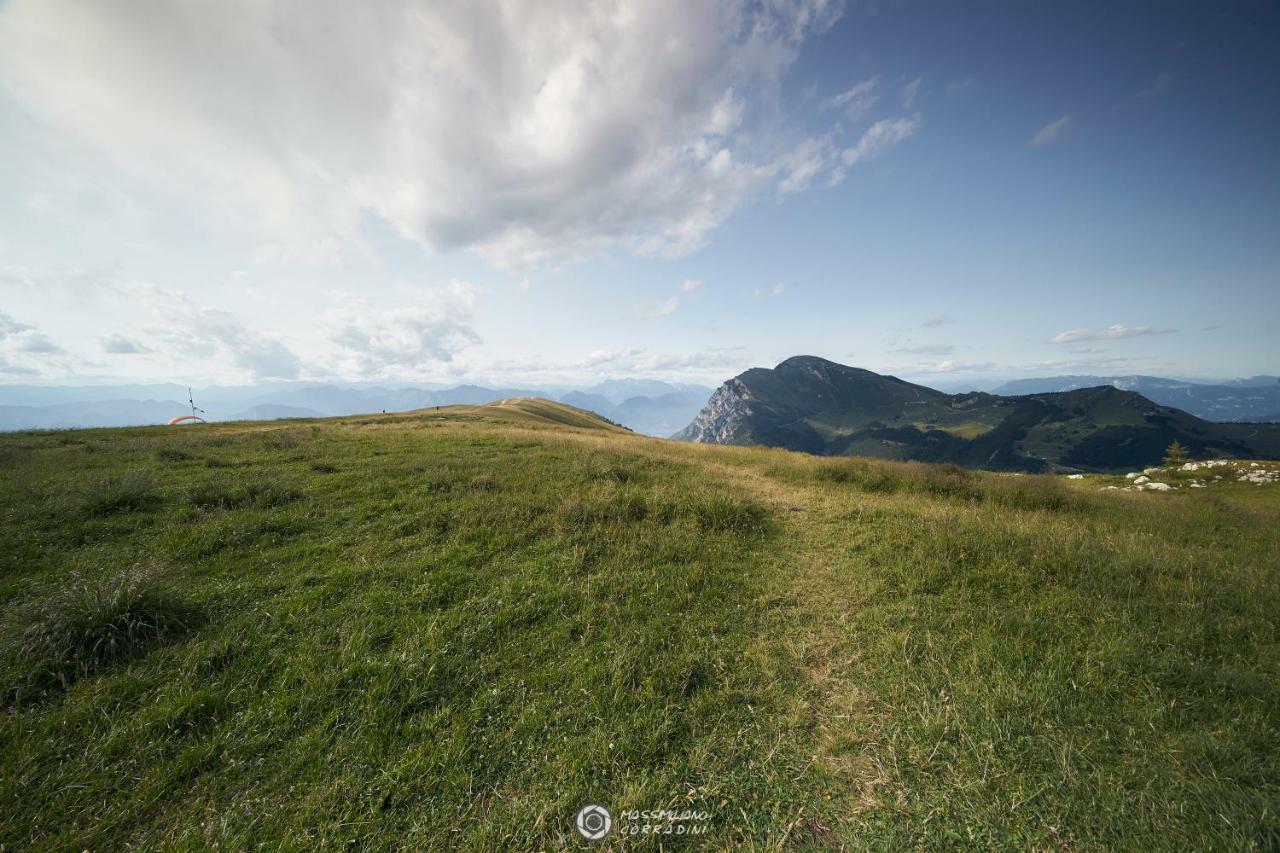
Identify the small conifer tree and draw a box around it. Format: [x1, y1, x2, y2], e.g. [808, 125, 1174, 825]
[1163, 439, 1190, 467]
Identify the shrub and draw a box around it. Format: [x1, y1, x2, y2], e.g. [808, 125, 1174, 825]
[156, 447, 194, 463]
[4, 567, 200, 701]
[80, 472, 161, 517]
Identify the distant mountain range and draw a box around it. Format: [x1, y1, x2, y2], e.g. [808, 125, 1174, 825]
[676, 356, 1280, 473]
[0, 380, 713, 436]
[991, 375, 1280, 423]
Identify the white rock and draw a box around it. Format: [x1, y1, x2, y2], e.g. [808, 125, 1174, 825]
[1067, 474, 1084, 479]
[1190, 483, 1205, 488]
[1125, 472, 1140, 479]
[1133, 476, 1150, 485]
[1140, 482, 1173, 491]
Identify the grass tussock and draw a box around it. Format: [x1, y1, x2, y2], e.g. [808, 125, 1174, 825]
[555, 486, 768, 533]
[79, 472, 161, 517]
[3, 567, 200, 703]
[0, 445, 30, 468]
[812, 457, 1080, 511]
[182, 476, 302, 510]
[693, 493, 770, 532]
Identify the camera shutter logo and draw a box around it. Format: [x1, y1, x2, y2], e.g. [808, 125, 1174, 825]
[574, 803, 612, 841]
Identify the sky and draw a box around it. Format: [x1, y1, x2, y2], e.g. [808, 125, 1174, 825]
[0, 0, 1277, 389]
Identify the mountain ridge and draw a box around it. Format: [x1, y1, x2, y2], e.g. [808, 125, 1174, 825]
[676, 357, 1280, 472]
[991, 374, 1280, 422]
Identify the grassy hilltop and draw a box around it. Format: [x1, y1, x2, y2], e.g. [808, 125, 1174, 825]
[2, 400, 1278, 849]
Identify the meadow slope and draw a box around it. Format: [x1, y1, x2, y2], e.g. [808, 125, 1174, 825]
[2, 400, 1278, 849]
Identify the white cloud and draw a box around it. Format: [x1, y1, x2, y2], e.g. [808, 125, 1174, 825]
[902, 78, 922, 109]
[1049, 324, 1174, 344]
[0, 310, 66, 374]
[1030, 115, 1071, 147]
[579, 348, 647, 369]
[158, 304, 302, 381]
[927, 360, 996, 373]
[647, 279, 704, 316]
[647, 296, 682, 317]
[0, 357, 40, 377]
[575, 346, 747, 375]
[922, 314, 949, 327]
[323, 280, 480, 377]
[842, 114, 922, 165]
[895, 343, 955, 356]
[753, 282, 787, 298]
[0, 310, 34, 337]
[779, 136, 837, 194]
[99, 334, 151, 354]
[0, 0, 847, 270]
[12, 331, 62, 353]
[821, 76, 879, 118]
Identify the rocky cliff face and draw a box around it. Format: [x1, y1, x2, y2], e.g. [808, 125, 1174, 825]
[672, 377, 754, 443]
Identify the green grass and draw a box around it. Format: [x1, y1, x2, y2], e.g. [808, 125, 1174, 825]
[1, 403, 1278, 849]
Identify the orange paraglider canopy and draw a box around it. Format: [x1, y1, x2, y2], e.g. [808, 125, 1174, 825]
[167, 415, 206, 425]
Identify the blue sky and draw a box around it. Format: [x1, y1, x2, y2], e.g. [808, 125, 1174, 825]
[0, 0, 1276, 387]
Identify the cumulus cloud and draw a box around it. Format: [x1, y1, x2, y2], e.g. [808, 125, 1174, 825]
[842, 115, 922, 165]
[0, 309, 66, 374]
[753, 282, 787, 298]
[324, 280, 480, 377]
[99, 334, 150, 354]
[0, 0, 849, 270]
[681, 279, 704, 293]
[1030, 115, 1071, 147]
[11, 331, 62, 353]
[0, 310, 62, 353]
[159, 305, 302, 380]
[1049, 324, 1174, 344]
